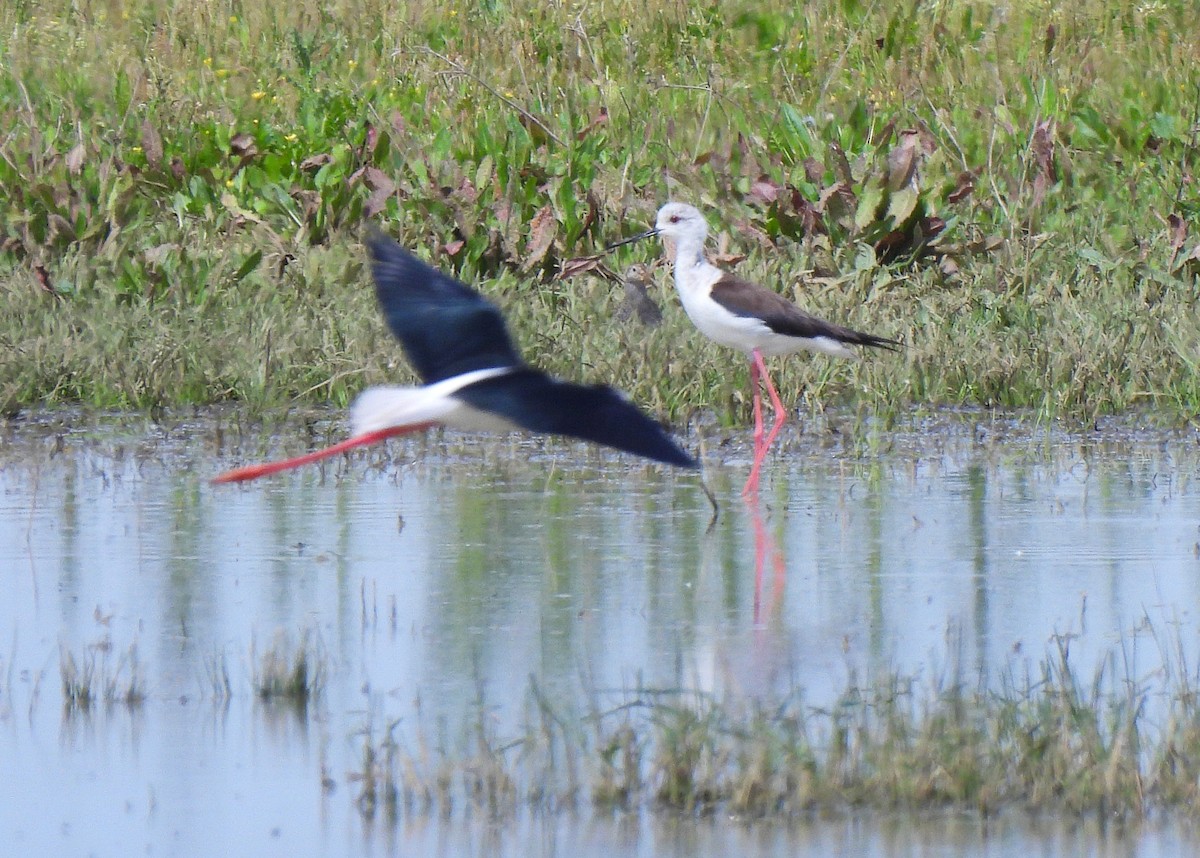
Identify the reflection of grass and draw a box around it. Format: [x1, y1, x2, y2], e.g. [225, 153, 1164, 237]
[353, 636, 1200, 820]
[204, 648, 233, 704]
[251, 631, 327, 705]
[59, 641, 145, 711]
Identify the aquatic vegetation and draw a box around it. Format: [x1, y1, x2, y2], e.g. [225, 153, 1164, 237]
[204, 647, 234, 704]
[0, 0, 1197, 421]
[349, 634, 1200, 820]
[251, 630, 327, 705]
[59, 640, 146, 711]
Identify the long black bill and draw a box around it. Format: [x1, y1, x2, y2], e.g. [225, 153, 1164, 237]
[605, 228, 659, 251]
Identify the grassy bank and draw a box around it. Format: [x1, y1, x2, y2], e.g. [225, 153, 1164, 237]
[2, 0, 1199, 424]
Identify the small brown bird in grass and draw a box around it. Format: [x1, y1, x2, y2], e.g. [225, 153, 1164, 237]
[613, 263, 663, 327]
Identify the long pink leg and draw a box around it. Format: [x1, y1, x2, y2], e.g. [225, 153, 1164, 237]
[742, 349, 787, 497]
[743, 354, 767, 496]
[756, 350, 788, 457]
[210, 422, 438, 484]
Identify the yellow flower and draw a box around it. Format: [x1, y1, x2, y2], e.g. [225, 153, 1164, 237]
[203, 57, 213, 66]
[252, 91, 266, 99]
[216, 69, 229, 79]
[285, 133, 298, 142]
[229, 15, 238, 23]
[348, 59, 358, 70]
[225, 179, 235, 187]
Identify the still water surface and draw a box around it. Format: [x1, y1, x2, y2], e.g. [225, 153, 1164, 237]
[1, 410, 1198, 856]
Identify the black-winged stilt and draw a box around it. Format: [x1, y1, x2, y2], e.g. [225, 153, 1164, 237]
[608, 202, 899, 496]
[212, 232, 697, 484]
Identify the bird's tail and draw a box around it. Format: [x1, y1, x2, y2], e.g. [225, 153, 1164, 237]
[350, 385, 458, 436]
[853, 331, 902, 352]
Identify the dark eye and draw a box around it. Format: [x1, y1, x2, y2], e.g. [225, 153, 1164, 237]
[669, 215, 681, 223]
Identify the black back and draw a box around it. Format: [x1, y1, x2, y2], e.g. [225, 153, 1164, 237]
[457, 369, 697, 468]
[711, 275, 901, 350]
[367, 233, 525, 383]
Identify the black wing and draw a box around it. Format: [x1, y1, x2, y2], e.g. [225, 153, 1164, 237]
[711, 275, 901, 350]
[456, 369, 697, 468]
[367, 233, 526, 383]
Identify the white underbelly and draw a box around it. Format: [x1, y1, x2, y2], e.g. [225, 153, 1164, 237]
[678, 291, 856, 359]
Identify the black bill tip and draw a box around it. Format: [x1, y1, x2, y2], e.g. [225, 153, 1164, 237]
[605, 228, 659, 252]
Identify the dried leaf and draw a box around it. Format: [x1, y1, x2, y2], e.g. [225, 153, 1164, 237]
[947, 172, 975, 204]
[299, 153, 332, 172]
[1030, 170, 1049, 210]
[964, 235, 1005, 255]
[141, 119, 164, 169]
[443, 238, 465, 256]
[828, 142, 853, 186]
[579, 191, 600, 237]
[230, 132, 257, 159]
[748, 177, 781, 204]
[66, 143, 86, 175]
[558, 255, 605, 279]
[803, 157, 824, 186]
[454, 177, 478, 204]
[290, 188, 321, 219]
[33, 264, 57, 296]
[364, 187, 393, 218]
[575, 106, 609, 141]
[885, 130, 919, 191]
[1031, 120, 1057, 182]
[522, 205, 557, 272]
[363, 167, 395, 194]
[819, 181, 856, 219]
[1168, 213, 1187, 251]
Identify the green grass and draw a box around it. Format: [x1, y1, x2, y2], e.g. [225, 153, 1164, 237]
[2, 0, 1199, 424]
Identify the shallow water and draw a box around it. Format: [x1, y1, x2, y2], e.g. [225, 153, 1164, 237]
[1, 409, 1199, 856]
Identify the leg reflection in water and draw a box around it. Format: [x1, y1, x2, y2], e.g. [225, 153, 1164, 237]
[746, 493, 786, 626]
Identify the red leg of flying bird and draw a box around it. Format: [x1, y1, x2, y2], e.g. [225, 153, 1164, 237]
[210, 423, 438, 484]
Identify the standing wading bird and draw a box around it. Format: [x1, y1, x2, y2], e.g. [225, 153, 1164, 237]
[211, 232, 701, 485]
[608, 202, 899, 496]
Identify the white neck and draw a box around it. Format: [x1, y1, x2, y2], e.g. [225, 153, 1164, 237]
[669, 234, 718, 294]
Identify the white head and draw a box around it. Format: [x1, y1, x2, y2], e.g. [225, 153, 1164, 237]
[654, 202, 709, 244]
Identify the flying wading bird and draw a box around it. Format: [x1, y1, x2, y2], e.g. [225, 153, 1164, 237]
[608, 202, 900, 497]
[212, 232, 703, 487]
